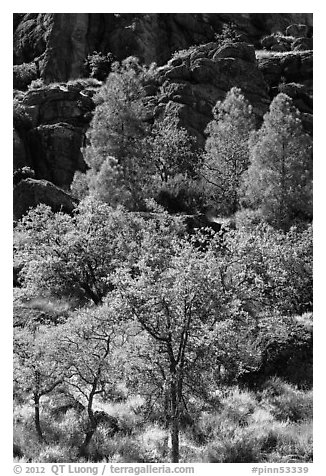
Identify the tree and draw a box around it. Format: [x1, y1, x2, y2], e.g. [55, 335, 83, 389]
[14, 198, 144, 305]
[82, 57, 149, 210]
[140, 114, 204, 213]
[240, 93, 313, 230]
[216, 223, 313, 317]
[54, 303, 131, 458]
[143, 114, 200, 183]
[14, 324, 64, 442]
[203, 87, 255, 215]
[114, 226, 261, 462]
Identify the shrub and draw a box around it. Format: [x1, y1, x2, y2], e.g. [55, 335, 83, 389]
[70, 171, 90, 200]
[28, 78, 45, 90]
[153, 174, 205, 214]
[214, 23, 244, 45]
[13, 63, 38, 90]
[85, 51, 114, 81]
[260, 378, 313, 422]
[267, 421, 313, 462]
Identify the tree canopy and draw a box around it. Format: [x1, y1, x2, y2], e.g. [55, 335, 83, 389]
[240, 93, 313, 230]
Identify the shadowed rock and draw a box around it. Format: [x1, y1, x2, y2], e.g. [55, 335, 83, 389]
[13, 178, 78, 220]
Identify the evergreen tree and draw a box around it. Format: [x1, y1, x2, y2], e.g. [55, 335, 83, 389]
[83, 57, 149, 210]
[203, 87, 255, 215]
[241, 93, 312, 230]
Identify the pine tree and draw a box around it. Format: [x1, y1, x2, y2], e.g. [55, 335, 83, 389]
[241, 93, 312, 230]
[82, 57, 149, 210]
[203, 87, 255, 215]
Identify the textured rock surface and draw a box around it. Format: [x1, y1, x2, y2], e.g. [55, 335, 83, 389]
[14, 13, 313, 82]
[257, 50, 313, 132]
[257, 50, 313, 88]
[13, 178, 78, 220]
[14, 82, 98, 187]
[285, 23, 309, 38]
[13, 13, 313, 215]
[152, 41, 270, 143]
[27, 123, 87, 188]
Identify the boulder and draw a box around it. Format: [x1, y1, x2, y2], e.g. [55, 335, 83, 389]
[286, 23, 309, 38]
[261, 34, 279, 50]
[257, 50, 313, 88]
[212, 41, 256, 63]
[13, 178, 78, 220]
[27, 123, 87, 188]
[21, 82, 95, 126]
[270, 41, 290, 52]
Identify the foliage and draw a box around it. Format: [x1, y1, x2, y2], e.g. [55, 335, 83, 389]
[240, 93, 313, 230]
[84, 51, 114, 81]
[13, 62, 38, 91]
[203, 87, 255, 215]
[139, 114, 204, 213]
[14, 199, 146, 304]
[214, 23, 244, 45]
[260, 378, 313, 422]
[152, 174, 206, 214]
[14, 324, 64, 441]
[113, 223, 273, 461]
[70, 170, 90, 200]
[28, 78, 45, 90]
[143, 114, 200, 183]
[218, 224, 313, 316]
[83, 57, 149, 210]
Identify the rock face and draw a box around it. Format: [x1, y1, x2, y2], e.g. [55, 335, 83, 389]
[13, 14, 313, 215]
[256, 50, 313, 132]
[13, 13, 313, 82]
[14, 81, 99, 188]
[13, 178, 78, 220]
[152, 41, 270, 143]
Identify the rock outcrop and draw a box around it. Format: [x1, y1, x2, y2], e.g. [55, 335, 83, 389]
[13, 178, 78, 220]
[14, 81, 99, 188]
[152, 41, 270, 143]
[13, 13, 312, 82]
[256, 50, 313, 132]
[13, 14, 313, 216]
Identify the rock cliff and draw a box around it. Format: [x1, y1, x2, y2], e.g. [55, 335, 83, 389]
[13, 13, 313, 216]
[14, 13, 312, 81]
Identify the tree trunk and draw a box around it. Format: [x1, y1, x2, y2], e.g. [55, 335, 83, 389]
[79, 382, 98, 458]
[79, 427, 96, 459]
[34, 393, 45, 443]
[170, 376, 179, 463]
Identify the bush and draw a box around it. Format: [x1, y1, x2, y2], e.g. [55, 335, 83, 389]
[267, 422, 313, 462]
[85, 51, 114, 81]
[70, 171, 90, 200]
[13, 63, 38, 91]
[260, 378, 313, 422]
[28, 78, 45, 90]
[214, 23, 245, 45]
[153, 174, 205, 214]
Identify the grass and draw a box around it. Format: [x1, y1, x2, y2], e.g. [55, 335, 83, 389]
[13, 380, 312, 463]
